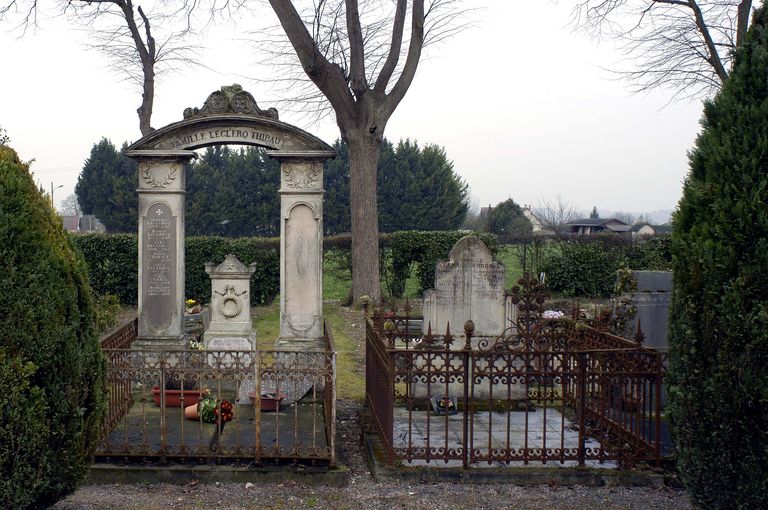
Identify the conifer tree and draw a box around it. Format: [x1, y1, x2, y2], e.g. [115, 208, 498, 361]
[669, 3, 768, 507]
[75, 139, 137, 232]
[0, 143, 105, 508]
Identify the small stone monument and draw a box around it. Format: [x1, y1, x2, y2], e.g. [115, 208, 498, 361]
[203, 254, 257, 349]
[422, 235, 508, 344]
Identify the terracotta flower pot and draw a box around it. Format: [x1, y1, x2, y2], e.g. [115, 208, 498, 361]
[184, 403, 199, 420]
[151, 386, 204, 407]
[247, 391, 286, 411]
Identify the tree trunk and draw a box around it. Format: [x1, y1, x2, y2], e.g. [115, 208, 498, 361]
[138, 63, 154, 136]
[346, 131, 382, 304]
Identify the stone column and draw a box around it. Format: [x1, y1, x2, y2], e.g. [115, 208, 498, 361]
[271, 154, 325, 348]
[128, 150, 196, 347]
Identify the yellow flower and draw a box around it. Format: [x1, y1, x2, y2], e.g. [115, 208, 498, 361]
[185, 299, 196, 306]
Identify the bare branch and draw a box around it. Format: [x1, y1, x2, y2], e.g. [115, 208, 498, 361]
[572, 0, 753, 99]
[373, 0, 406, 93]
[383, 0, 423, 116]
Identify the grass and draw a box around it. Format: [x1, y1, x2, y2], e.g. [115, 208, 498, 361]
[252, 301, 365, 402]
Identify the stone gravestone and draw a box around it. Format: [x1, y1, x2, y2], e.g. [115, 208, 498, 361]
[419, 235, 523, 400]
[422, 235, 507, 344]
[204, 254, 257, 348]
[203, 255, 256, 404]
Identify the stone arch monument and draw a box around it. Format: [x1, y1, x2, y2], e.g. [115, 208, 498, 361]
[126, 85, 335, 349]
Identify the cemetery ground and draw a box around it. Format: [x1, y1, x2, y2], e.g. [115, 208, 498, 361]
[53, 300, 691, 510]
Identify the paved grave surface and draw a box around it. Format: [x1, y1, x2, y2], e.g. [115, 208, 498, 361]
[392, 407, 617, 469]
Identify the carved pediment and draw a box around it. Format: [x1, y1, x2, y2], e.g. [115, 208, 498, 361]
[205, 254, 256, 277]
[183, 84, 279, 120]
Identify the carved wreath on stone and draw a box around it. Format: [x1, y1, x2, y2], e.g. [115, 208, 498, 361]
[141, 164, 178, 188]
[214, 284, 247, 319]
[283, 166, 320, 188]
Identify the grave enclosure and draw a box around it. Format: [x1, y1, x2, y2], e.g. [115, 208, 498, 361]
[96, 86, 339, 467]
[127, 85, 335, 349]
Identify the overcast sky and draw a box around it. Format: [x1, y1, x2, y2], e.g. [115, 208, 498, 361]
[1, 1, 704, 217]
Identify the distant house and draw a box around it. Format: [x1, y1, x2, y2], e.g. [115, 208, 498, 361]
[521, 205, 553, 235]
[61, 215, 81, 232]
[566, 218, 631, 236]
[631, 223, 672, 237]
[61, 214, 106, 233]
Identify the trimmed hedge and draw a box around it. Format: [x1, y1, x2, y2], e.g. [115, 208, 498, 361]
[540, 235, 672, 298]
[72, 234, 280, 306]
[0, 145, 105, 509]
[74, 231, 500, 303]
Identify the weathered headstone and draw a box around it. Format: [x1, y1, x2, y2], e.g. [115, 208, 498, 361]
[422, 235, 507, 343]
[204, 254, 256, 349]
[417, 235, 523, 400]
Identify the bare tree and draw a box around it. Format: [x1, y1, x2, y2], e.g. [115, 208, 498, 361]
[613, 211, 637, 224]
[573, 1, 754, 99]
[60, 193, 82, 216]
[266, 0, 470, 303]
[533, 196, 580, 236]
[1, 1, 199, 136]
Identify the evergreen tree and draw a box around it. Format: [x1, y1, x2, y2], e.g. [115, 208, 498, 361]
[324, 138, 469, 234]
[323, 140, 352, 235]
[485, 198, 532, 242]
[589, 206, 599, 218]
[186, 146, 280, 237]
[75, 139, 137, 232]
[0, 144, 105, 508]
[668, 4, 768, 507]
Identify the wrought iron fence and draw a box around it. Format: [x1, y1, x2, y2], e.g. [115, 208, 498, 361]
[97, 320, 336, 466]
[365, 279, 666, 469]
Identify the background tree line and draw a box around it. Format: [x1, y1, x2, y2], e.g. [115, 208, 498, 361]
[75, 137, 469, 236]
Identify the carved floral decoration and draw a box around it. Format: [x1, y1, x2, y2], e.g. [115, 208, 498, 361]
[283, 166, 321, 189]
[141, 164, 178, 188]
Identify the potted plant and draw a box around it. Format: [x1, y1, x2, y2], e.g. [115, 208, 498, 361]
[184, 396, 234, 423]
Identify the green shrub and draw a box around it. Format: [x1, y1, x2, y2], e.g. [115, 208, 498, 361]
[185, 236, 280, 306]
[386, 231, 498, 297]
[668, 5, 768, 508]
[72, 233, 137, 305]
[540, 235, 672, 298]
[72, 234, 280, 306]
[0, 145, 105, 509]
[93, 293, 121, 335]
[540, 237, 627, 297]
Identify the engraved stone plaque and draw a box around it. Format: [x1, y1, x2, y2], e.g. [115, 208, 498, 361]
[422, 235, 506, 339]
[142, 202, 177, 332]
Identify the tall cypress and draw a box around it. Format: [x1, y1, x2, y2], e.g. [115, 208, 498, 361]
[669, 3, 768, 507]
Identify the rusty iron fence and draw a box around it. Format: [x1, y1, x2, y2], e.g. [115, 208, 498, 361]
[100, 318, 138, 432]
[365, 278, 666, 469]
[97, 320, 336, 466]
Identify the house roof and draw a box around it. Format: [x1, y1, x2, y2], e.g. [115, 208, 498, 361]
[631, 223, 673, 234]
[568, 218, 628, 227]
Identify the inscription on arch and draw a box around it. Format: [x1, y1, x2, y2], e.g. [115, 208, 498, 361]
[163, 127, 287, 150]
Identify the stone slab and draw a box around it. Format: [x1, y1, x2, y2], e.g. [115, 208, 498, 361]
[632, 271, 673, 293]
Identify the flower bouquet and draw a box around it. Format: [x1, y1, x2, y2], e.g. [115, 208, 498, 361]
[185, 396, 234, 425]
[185, 298, 202, 314]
